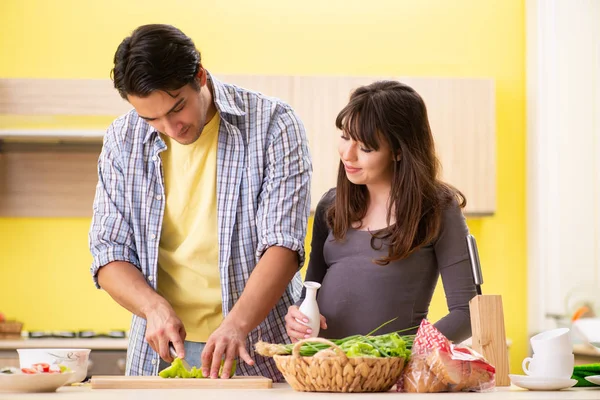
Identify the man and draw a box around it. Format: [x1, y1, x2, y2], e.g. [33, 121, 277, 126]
[89, 24, 311, 381]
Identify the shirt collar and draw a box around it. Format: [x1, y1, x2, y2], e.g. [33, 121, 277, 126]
[208, 71, 246, 117]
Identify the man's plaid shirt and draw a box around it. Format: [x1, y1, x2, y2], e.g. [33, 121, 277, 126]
[89, 73, 312, 380]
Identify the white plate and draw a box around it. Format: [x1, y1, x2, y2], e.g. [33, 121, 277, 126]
[0, 372, 74, 393]
[509, 374, 577, 391]
[585, 375, 600, 385]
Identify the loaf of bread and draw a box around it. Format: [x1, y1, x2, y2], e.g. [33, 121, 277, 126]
[397, 320, 495, 393]
[400, 356, 449, 393]
[426, 348, 463, 386]
[457, 362, 494, 391]
[425, 348, 494, 392]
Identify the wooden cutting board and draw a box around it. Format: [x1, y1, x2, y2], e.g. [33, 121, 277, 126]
[90, 375, 273, 389]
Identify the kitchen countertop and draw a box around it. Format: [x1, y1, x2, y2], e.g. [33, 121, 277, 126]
[1, 384, 600, 399]
[0, 338, 128, 350]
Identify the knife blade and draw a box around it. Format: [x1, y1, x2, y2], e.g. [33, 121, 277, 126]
[466, 234, 484, 295]
[169, 343, 192, 371]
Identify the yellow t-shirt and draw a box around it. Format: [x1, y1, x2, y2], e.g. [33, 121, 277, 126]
[157, 113, 222, 342]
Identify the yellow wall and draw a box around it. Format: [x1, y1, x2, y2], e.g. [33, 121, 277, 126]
[0, 0, 526, 372]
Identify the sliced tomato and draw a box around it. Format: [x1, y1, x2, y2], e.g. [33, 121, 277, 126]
[32, 363, 51, 373]
[21, 368, 37, 374]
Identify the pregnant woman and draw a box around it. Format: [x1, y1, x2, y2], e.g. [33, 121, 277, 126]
[285, 80, 478, 344]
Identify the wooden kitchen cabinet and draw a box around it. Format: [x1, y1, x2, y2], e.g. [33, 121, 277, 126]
[88, 350, 127, 376]
[0, 75, 496, 217]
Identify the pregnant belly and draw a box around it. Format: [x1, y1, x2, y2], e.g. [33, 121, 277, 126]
[316, 268, 418, 339]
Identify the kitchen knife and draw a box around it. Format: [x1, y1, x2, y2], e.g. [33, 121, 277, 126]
[169, 343, 192, 371]
[466, 234, 484, 295]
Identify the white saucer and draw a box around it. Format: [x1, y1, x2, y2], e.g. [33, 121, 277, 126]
[509, 374, 577, 391]
[585, 375, 600, 385]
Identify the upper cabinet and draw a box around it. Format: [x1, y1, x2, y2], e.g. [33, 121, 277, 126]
[0, 75, 495, 217]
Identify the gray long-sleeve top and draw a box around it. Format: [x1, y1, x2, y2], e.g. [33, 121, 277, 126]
[299, 189, 477, 343]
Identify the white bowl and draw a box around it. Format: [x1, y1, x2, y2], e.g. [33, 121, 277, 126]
[572, 318, 600, 348]
[0, 371, 75, 393]
[17, 348, 91, 384]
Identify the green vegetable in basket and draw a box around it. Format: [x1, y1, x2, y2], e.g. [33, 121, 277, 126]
[369, 331, 412, 359]
[256, 332, 413, 359]
[255, 318, 415, 359]
[342, 341, 380, 357]
[339, 332, 411, 358]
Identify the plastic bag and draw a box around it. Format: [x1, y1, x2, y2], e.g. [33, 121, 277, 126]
[397, 320, 496, 393]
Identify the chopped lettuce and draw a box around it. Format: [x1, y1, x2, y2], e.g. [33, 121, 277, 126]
[337, 332, 411, 359]
[158, 358, 237, 379]
[342, 341, 380, 357]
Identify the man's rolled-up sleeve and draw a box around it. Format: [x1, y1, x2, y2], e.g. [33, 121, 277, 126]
[255, 105, 312, 268]
[88, 125, 140, 288]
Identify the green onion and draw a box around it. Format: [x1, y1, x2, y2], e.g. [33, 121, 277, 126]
[255, 318, 417, 358]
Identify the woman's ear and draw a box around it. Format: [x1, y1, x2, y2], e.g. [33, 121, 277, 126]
[395, 153, 402, 162]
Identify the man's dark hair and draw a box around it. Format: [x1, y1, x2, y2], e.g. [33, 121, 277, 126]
[111, 24, 201, 99]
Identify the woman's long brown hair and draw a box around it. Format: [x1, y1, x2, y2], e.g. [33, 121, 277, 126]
[328, 81, 465, 265]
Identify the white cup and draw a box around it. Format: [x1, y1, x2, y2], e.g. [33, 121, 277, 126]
[530, 328, 572, 355]
[522, 352, 574, 379]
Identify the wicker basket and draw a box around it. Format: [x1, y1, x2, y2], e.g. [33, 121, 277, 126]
[0, 320, 23, 339]
[273, 337, 406, 392]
